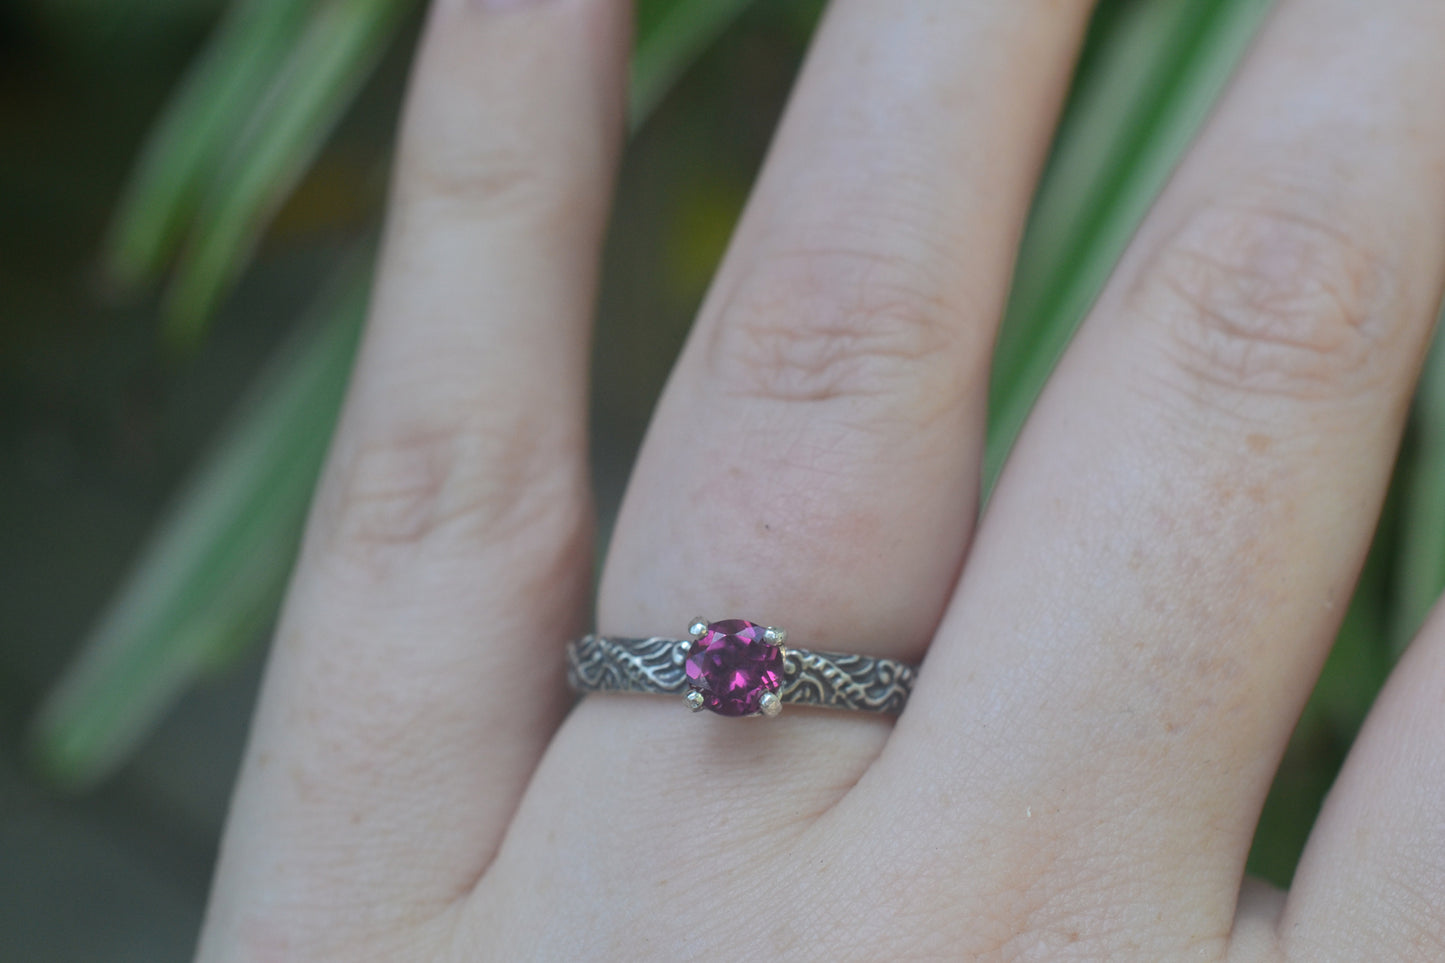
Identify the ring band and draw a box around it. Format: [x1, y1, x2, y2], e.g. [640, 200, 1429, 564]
[566, 618, 916, 718]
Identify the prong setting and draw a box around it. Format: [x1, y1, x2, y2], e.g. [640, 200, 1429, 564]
[758, 691, 782, 718]
[677, 618, 785, 717]
[763, 626, 786, 646]
[672, 639, 691, 665]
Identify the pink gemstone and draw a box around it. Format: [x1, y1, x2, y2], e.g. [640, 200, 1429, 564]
[684, 619, 783, 717]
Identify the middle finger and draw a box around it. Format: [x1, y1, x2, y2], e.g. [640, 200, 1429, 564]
[888, 0, 1445, 951]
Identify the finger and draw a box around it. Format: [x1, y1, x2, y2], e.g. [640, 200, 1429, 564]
[1282, 599, 1445, 960]
[882, 0, 1445, 952]
[200, 0, 628, 952]
[597, 0, 1091, 664]
[470, 1, 1094, 948]
[591, 0, 1091, 765]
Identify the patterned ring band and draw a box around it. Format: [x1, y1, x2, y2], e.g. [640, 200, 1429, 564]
[566, 617, 916, 718]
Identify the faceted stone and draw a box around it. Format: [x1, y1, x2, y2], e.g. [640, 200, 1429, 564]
[684, 619, 783, 717]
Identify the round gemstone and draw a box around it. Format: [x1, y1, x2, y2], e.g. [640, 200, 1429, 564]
[684, 619, 783, 717]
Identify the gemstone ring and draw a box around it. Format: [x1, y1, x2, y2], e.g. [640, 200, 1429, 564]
[565, 618, 916, 717]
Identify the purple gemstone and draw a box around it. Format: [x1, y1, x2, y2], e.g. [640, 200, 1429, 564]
[684, 619, 783, 717]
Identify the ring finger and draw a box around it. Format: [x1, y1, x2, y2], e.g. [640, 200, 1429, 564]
[478, 0, 1094, 948]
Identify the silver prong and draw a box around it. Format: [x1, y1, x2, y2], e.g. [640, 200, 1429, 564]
[685, 690, 706, 712]
[763, 626, 787, 646]
[758, 691, 782, 718]
[688, 617, 709, 638]
[672, 640, 691, 665]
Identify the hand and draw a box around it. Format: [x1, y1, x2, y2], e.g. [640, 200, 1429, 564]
[196, 1, 1445, 959]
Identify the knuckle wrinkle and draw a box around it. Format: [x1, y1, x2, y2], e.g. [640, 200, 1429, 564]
[1131, 193, 1400, 403]
[708, 246, 965, 407]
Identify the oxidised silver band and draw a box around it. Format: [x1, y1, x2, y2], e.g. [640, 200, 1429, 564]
[566, 634, 916, 715]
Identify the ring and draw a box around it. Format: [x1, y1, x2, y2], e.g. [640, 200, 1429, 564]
[566, 617, 916, 718]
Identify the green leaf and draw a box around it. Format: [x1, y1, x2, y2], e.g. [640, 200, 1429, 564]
[103, 0, 317, 290]
[630, 0, 761, 128]
[162, 0, 410, 345]
[986, 0, 1275, 488]
[1392, 322, 1445, 652]
[30, 258, 367, 789]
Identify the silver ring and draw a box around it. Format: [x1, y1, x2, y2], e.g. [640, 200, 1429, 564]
[566, 618, 916, 718]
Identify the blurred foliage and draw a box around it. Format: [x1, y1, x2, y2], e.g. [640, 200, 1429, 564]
[103, 0, 325, 303]
[31, 257, 367, 786]
[1394, 333, 1445, 652]
[138, 0, 407, 344]
[24, 0, 1445, 892]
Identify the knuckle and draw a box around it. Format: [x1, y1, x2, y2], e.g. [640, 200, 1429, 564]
[706, 246, 965, 409]
[323, 415, 588, 571]
[396, 136, 586, 230]
[1131, 189, 1402, 404]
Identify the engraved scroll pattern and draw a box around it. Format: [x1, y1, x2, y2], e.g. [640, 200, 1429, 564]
[567, 635, 916, 715]
[566, 634, 688, 695]
[780, 649, 915, 714]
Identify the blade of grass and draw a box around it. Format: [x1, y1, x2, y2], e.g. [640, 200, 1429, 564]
[1392, 322, 1445, 653]
[34, 0, 765, 788]
[162, 0, 410, 345]
[103, 0, 317, 290]
[986, 0, 1275, 489]
[630, 0, 760, 127]
[30, 257, 367, 789]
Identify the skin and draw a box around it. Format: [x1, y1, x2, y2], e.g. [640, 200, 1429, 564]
[196, 0, 1445, 959]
